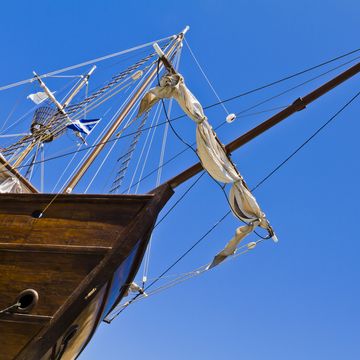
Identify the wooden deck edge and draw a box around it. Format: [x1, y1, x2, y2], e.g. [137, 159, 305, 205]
[0, 243, 111, 255]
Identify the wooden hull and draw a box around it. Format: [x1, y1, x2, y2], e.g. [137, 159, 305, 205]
[0, 184, 173, 359]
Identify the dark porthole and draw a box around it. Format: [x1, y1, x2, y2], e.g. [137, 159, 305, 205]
[16, 289, 39, 313]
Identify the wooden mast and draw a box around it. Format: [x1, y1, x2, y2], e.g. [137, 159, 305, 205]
[11, 66, 97, 168]
[63, 27, 190, 194]
[162, 61, 360, 190]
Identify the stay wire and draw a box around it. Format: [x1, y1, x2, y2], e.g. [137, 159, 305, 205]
[154, 171, 206, 229]
[0, 36, 174, 91]
[251, 90, 360, 192]
[108, 209, 231, 320]
[184, 38, 229, 115]
[204, 48, 360, 111]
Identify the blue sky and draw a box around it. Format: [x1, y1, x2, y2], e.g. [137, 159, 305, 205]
[1, 1, 359, 359]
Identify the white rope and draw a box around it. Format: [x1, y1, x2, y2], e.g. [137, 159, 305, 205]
[27, 142, 40, 182]
[0, 87, 27, 133]
[184, 38, 229, 115]
[47, 75, 83, 78]
[145, 239, 265, 299]
[0, 133, 30, 138]
[105, 238, 267, 321]
[0, 105, 37, 135]
[0, 35, 175, 91]
[51, 144, 84, 193]
[155, 49, 181, 185]
[127, 102, 162, 193]
[84, 81, 89, 119]
[156, 114, 170, 185]
[133, 103, 162, 194]
[60, 76, 84, 104]
[141, 49, 182, 285]
[40, 143, 44, 192]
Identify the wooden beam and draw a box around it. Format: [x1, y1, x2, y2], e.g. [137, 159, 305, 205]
[0, 243, 111, 255]
[165, 62, 360, 189]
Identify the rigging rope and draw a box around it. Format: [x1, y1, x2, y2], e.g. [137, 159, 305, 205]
[0, 40, 175, 160]
[109, 111, 149, 193]
[106, 238, 267, 318]
[0, 36, 174, 91]
[251, 90, 360, 191]
[142, 49, 182, 286]
[123, 54, 360, 193]
[127, 102, 162, 194]
[106, 88, 360, 320]
[0, 302, 21, 316]
[184, 38, 229, 115]
[0, 53, 358, 180]
[204, 48, 360, 110]
[51, 144, 84, 193]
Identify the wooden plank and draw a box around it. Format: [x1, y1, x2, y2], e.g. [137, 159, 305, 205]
[0, 243, 111, 255]
[0, 193, 154, 248]
[0, 321, 43, 360]
[0, 216, 123, 247]
[0, 313, 52, 325]
[0, 251, 104, 317]
[0, 193, 151, 225]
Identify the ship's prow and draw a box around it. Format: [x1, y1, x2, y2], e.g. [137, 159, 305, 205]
[0, 185, 173, 360]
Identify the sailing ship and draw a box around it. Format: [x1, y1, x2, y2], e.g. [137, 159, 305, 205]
[0, 26, 359, 359]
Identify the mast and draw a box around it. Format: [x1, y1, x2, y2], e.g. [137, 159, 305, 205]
[62, 66, 96, 107]
[63, 26, 190, 194]
[11, 67, 97, 168]
[164, 62, 360, 190]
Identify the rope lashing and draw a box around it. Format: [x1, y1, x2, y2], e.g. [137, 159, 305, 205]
[0, 302, 21, 316]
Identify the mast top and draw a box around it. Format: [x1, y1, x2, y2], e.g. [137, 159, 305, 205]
[171, 26, 190, 41]
[181, 25, 190, 36]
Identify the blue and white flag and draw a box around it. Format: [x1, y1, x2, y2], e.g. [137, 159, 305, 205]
[67, 118, 100, 135]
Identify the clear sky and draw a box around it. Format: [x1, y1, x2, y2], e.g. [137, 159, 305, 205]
[1, 1, 360, 359]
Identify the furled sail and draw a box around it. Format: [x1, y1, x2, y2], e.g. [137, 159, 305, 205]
[138, 71, 277, 268]
[0, 176, 22, 193]
[0, 154, 35, 193]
